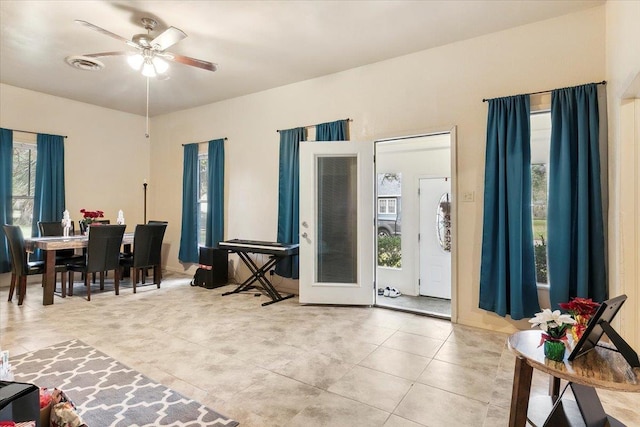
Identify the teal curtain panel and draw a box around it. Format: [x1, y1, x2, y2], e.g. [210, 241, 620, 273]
[275, 127, 306, 278]
[316, 119, 348, 141]
[479, 95, 539, 320]
[548, 83, 607, 308]
[179, 143, 199, 263]
[32, 133, 66, 235]
[0, 128, 13, 273]
[205, 139, 225, 248]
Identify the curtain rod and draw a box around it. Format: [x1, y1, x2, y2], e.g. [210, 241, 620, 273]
[277, 118, 351, 133]
[182, 138, 228, 146]
[482, 80, 606, 102]
[12, 129, 68, 138]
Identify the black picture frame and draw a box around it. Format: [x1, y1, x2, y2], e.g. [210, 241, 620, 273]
[567, 294, 640, 367]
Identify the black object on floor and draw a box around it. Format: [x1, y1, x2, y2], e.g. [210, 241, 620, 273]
[191, 246, 228, 289]
[0, 380, 40, 424]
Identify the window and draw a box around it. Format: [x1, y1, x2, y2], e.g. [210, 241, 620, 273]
[197, 153, 208, 245]
[378, 199, 387, 214]
[12, 141, 37, 237]
[378, 198, 397, 214]
[531, 112, 551, 284]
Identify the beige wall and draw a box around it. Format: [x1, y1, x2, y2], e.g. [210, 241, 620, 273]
[150, 6, 606, 332]
[606, 0, 640, 349]
[0, 84, 149, 232]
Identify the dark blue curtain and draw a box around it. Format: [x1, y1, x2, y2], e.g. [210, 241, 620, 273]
[275, 127, 306, 278]
[32, 134, 66, 238]
[548, 83, 606, 308]
[0, 128, 13, 273]
[316, 119, 348, 141]
[205, 139, 225, 248]
[479, 95, 540, 320]
[179, 144, 199, 263]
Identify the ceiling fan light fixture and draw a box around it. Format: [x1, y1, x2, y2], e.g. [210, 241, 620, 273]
[151, 57, 169, 74]
[141, 60, 156, 78]
[127, 53, 144, 71]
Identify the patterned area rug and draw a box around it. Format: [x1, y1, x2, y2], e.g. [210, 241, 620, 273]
[11, 340, 239, 427]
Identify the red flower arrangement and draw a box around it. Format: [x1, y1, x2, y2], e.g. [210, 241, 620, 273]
[80, 209, 104, 220]
[80, 209, 104, 228]
[559, 297, 600, 342]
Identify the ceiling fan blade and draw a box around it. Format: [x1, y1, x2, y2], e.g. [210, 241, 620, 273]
[83, 51, 129, 58]
[151, 26, 187, 51]
[162, 52, 218, 72]
[75, 20, 138, 48]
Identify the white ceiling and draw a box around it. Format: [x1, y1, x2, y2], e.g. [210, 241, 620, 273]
[0, 0, 604, 117]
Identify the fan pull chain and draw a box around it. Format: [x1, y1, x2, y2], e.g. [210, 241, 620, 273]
[145, 77, 150, 138]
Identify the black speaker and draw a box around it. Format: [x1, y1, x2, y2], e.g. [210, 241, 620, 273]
[197, 246, 228, 288]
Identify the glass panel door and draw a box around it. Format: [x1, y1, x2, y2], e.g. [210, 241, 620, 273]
[299, 141, 374, 305]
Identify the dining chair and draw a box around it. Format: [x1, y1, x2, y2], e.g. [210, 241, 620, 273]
[38, 220, 76, 236]
[142, 221, 168, 278]
[78, 219, 110, 235]
[120, 223, 167, 293]
[66, 224, 125, 301]
[3, 224, 44, 305]
[38, 221, 84, 296]
[78, 219, 112, 283]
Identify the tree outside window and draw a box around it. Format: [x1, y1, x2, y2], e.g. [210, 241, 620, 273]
[532, 163, 548, 284]
[198, 154, 208, 245]
[531, 111, 551, 285]
[12, 142, 37, 237]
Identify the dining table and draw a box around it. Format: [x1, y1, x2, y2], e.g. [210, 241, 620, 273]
[24, 232, 134, 305]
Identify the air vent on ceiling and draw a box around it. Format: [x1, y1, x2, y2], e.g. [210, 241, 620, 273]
[65, 55, 105, 71]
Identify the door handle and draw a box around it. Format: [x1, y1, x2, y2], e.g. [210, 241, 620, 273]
[302, 221, 308, 228]
[301, 232, 308, 239]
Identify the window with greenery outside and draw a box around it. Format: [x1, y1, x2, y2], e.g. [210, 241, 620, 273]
[12, 143, 37, 237]
[532, 163, 548, 284]
[197, 154, 208, 246]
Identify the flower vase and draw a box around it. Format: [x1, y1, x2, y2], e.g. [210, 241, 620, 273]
[543, 339, 566, 362]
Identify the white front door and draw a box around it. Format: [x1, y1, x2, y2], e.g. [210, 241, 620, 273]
[419, 177, 452, 299]
[299, 141, 374, 305]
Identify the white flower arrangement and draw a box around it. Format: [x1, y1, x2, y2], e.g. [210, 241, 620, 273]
[529, 308, 577, 340]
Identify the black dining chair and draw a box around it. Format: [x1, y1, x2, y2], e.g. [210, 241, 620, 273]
[66, 224, 125, 301]
[3, 225, 44, 305]
[78, 219, 110, 235]
[120, 223, 167, 293]
[142, 221, 168, 278]
[38, 221, 84, 296]
[78, 219, 112, 283]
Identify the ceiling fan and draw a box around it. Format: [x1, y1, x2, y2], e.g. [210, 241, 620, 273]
[73, 17, 217, 78]
[70, 17, 217, 138]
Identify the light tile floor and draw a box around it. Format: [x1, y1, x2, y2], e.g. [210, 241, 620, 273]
[376, 294, 451, 318]
[1, 273, 639, 426]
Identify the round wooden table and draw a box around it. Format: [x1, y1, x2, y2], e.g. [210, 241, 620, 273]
[507, 330, 640, 426]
